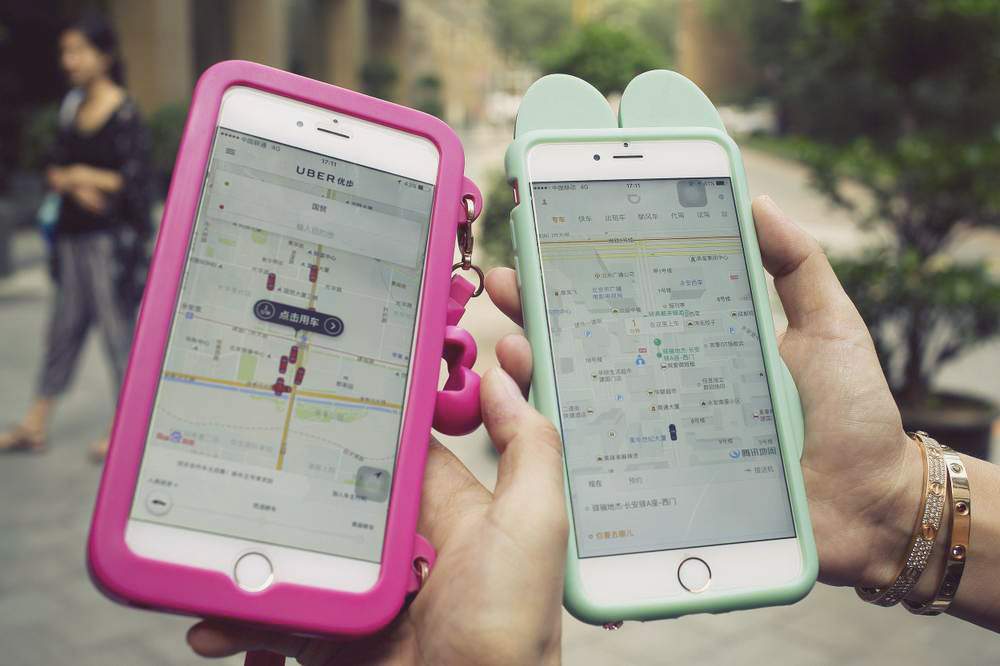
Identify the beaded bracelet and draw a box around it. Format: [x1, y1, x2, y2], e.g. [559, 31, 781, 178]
[856, 433, 946, 607]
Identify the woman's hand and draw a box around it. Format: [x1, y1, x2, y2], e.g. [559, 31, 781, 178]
[187, 347, 568, 664]
[46, 166, 71, 193]
[49, 164, 123, 195]
[484, 195, 919, 593]
[69, 184, 109, 214]
[749, 196, 918, 589]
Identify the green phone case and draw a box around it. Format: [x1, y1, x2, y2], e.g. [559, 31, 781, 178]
[505, 70, 817, 624]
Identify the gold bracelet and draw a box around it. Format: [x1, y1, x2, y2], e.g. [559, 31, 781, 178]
[856, 433, 947, 607]
[904, 434, 971, 615]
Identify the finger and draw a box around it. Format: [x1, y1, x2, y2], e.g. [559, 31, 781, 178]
[480, 367, 564, 504]
[187, 621, 307, 659]
[495, 333, 532, 396]
[752, 195, 864, 334]
[485, 267, 523, 327]
[416, 438, 491, 548]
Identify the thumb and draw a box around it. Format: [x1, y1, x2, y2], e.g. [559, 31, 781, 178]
[752, 195, 865, 336]
[480, 367, 566, 514]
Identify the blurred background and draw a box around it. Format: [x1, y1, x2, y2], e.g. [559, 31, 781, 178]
[0, 1, 998, 664]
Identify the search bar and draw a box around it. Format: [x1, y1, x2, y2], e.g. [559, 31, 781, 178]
[209, 163, 427, 268]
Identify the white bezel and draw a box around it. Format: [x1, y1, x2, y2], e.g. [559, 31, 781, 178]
[125, 87, 440, 594]
[527, 139, 729, 182]
[527, 139, 802, 605]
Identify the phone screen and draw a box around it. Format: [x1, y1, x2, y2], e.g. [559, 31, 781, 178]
[532, 177, 796, 558]
[129, 127, 434, 564]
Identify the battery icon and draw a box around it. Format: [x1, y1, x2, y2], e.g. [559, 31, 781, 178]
[716, 180, 725, 186]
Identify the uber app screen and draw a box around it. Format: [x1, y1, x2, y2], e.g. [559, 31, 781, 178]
[130, 128, 433, 562]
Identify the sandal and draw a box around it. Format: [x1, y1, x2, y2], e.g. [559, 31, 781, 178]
[0, 426, 47, 454]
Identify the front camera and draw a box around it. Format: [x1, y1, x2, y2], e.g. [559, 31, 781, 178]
[593, 154, 601, 161]
[296, 121, 304, 127]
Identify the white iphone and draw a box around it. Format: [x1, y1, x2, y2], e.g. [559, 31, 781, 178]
[123, 86, 439, 594]
[516, 137, 815, 621]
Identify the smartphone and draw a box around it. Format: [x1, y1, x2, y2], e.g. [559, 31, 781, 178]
[89, 62, 460, 635]
[511, 136, 815, 622]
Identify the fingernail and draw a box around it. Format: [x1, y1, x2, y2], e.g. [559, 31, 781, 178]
[757, 194, 784, 216]
[489, 366, 525, 404]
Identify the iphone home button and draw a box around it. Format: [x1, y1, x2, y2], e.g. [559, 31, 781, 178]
[677, 557, 711, 593]
[234, 552, 274, 592]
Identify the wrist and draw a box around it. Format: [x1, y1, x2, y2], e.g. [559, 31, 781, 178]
[856, 431, 925, 589]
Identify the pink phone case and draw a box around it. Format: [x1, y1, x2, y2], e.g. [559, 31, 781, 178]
[88, 60, 480, 637]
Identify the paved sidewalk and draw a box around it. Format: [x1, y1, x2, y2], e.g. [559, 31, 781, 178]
[0, 269, 243, 665]
[0, 131, 997, 664]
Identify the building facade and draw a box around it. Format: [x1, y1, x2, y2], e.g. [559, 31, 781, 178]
[105, 0, 506, 126]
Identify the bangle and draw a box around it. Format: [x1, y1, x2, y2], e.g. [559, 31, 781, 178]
[856, 433, 947, 607]
[903, 434, 971, 615]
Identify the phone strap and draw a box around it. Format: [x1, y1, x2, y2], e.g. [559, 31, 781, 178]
[433, 177, 485, 436]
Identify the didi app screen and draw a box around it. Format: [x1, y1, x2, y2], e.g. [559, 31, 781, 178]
[532, 177, 796, 558]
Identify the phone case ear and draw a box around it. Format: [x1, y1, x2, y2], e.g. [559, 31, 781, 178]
[618, 69, 726, 132]
[514, 74, 617, 138]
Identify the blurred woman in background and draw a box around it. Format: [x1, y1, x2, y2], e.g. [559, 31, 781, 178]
[0, 13, 152, 460]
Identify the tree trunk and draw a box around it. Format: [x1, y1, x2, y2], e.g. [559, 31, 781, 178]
[900, 306, 928, 406]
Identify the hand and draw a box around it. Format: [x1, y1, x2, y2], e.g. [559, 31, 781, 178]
[483, 195, 918, 592]
[46, 166, 70, 193]
[750, 196, 917, 589]
[187, 350, 568, 664]
[69, 185, 109, 214]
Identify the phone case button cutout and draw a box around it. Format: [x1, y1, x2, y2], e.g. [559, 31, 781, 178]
[677, 557, 712, 593]
[234, 552, 275, 592]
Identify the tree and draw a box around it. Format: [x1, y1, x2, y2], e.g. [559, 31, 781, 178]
[478, 170, 516, 269]
[360, 58, 399, 101]
[742, 0, 1000, 407]
[486, 0, 573, 65]
[539, 22, 664, 96]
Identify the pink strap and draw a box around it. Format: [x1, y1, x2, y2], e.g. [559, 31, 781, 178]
[244, 650, 285, 666]
[434, 178, 483, 436]
[432, 177, 484, 436]
[432, 276, 482, 436]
